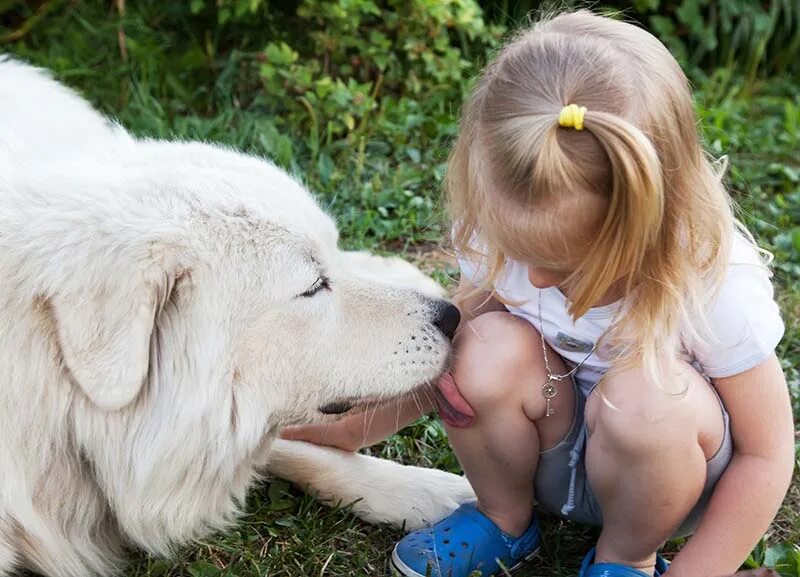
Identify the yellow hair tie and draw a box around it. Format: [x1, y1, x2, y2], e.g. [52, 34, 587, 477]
[558, 103, 587, 131]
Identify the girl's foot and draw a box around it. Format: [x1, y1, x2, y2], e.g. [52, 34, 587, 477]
[579, 548, 669, 577]
[390, 503, 540, 577]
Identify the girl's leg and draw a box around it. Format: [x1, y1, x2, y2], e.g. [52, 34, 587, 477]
[585, 363, 725, 573]
[443, 311, 576, 536]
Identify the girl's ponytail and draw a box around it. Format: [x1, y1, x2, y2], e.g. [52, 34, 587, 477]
[565, 107, 692, 383]
[565, 107, 665, 320]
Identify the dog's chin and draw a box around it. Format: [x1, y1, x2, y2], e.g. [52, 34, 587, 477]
[318, 381, 438, 418]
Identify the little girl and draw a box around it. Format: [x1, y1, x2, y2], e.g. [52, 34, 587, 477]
[282, 10, 795, 577]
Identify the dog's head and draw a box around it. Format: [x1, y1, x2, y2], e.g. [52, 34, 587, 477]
[1, 60, 462, 560]
[45, 142, 456, 436]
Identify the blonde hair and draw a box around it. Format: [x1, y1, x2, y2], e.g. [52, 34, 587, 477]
[448, 10, 735, 386]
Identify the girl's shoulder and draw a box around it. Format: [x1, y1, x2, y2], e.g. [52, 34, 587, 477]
[689, 234, 784, 379]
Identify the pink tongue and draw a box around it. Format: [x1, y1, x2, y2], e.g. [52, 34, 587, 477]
[435, 372, 475, 428]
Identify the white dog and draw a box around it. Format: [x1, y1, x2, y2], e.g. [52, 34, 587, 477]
[0, 58, 474, 577]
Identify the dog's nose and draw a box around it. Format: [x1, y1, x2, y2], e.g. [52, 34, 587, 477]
[433, 302, 461, 340]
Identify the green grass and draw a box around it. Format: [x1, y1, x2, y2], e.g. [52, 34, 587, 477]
[3, 2, 799, 576]
[84, 75, 800, 575]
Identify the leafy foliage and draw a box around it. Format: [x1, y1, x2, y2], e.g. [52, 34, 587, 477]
[480, 0, 800, 84]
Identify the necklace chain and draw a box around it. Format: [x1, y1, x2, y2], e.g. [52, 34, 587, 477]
[538, 289, 597, 416]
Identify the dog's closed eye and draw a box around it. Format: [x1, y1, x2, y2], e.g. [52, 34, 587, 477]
[298, 276, 331, 298]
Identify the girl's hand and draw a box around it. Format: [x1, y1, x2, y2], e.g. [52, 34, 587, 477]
[280, 384, 440, 452]
[280, 417, 366, 452]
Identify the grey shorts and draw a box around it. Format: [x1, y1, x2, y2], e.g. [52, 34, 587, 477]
[534, 377, 733, 538]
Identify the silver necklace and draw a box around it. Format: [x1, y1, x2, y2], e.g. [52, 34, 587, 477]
[538, 289, 597, 417]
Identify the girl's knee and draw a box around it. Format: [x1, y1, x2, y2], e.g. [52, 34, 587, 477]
[585, 362, 712, 455]
[450, 311, 543, 408]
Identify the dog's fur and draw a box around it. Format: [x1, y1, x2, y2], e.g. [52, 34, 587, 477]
[0, 58, 474, 577]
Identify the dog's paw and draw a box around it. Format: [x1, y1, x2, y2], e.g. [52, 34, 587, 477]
[265, 439, 475, 531]
[384, 466, 477, 531]
[321, 462, 476, 532]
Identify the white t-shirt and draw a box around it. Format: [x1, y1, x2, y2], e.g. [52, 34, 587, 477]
[458, 234, 784, 388]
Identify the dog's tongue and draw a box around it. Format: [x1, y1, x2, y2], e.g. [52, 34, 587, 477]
[434, 372, 475, 428]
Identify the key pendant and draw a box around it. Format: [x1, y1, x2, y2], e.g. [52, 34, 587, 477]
[542, 377, 558, 417]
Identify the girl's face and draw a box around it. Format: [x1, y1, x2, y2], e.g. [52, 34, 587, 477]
[527, 265, 570, 290]
[529, 263, 624, 307]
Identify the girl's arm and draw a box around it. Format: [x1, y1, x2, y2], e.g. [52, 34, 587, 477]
[281, 279, 505, 451]
[667, 354, 795, 577]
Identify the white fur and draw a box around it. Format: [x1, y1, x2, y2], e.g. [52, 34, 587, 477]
[0, 57, 470, 577]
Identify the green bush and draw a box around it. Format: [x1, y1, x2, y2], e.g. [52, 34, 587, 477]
[479, 0, 800, 84]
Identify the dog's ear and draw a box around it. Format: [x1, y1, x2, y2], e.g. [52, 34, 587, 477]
[51, 267, 178, 411]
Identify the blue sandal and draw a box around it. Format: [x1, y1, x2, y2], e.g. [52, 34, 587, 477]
[578, 548, 670, 577]
[390, 503, 541, 577]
